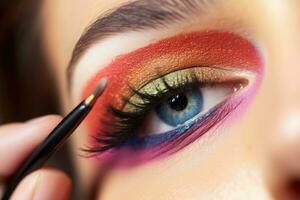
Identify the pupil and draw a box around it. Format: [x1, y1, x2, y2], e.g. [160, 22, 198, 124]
[167, 93, 188, 111]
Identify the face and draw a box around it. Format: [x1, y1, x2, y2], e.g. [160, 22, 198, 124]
[41, 0, 300, 199]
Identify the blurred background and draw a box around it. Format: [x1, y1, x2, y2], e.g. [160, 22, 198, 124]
[0, 0, 59, 124]
[0, 1, 77, 197]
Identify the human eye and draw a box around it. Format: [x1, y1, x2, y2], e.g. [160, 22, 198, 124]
[110, 67, 247, 151]
[128, 67, 247, 148]
[79, 31, 263, 165]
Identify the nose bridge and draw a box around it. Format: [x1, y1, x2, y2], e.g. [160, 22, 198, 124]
[277, 38, 300, 105]
[277, 45, 300, 137]
[276, 44, 300, 111]
[266, 0, 300, 110]
[276, 1, 300, 105]
[251, 0, 300, 138]
[265, 0, 300, 144]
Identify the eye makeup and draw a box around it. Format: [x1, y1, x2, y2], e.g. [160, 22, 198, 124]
[80, 31, 264, 165]
[122, 67, 243, 113]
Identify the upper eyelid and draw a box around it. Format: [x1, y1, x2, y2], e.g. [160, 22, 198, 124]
[120, 67, 252, 115]
[75, 30, 262, 111]
[67, 0, 218, 80]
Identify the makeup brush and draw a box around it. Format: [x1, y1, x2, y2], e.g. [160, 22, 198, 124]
[1, 78, 107, 200]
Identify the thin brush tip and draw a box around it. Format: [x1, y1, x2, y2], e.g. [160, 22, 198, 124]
[94, 77, 108, 98]
[84, 77, 108, 105]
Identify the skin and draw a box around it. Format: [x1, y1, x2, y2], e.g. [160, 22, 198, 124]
[0, 115, 71, 200]
[1, 0, 300, 199]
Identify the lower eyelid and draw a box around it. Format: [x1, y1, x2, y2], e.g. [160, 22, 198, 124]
[124, 102, 221, 149]
[102, 97, 244, 166]
[123, 96, 242, 152]
[159, 99, 243, 155]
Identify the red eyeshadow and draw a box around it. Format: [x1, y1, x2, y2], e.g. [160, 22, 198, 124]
[81, 31, 263, 144]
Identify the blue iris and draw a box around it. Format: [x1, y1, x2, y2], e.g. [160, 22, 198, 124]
[155, 88, 203, 126]
[124, 88, 213, 149]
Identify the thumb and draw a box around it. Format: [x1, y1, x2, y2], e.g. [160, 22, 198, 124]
[10, 168, 71, 200]
[0, 115, 62, 178]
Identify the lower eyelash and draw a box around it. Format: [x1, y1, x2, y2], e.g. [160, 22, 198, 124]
[119, 98, 243, 159]
[154, 99, 242, 157]
[85, 97, 243, 167]
[123, 101, 224, 149]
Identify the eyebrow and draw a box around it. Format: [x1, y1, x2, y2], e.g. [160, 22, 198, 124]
[67, 0, 214, 77]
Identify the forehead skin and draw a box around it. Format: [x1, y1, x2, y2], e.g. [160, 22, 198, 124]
[42, 0, 124, 103]
[41, 0, 300, 97]
[41, 0, 300, 199]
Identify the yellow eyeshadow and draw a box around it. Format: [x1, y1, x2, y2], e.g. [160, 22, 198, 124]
[123, 67, 239, 113]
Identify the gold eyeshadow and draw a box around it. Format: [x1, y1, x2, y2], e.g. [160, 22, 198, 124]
[123, 67, 240, 113]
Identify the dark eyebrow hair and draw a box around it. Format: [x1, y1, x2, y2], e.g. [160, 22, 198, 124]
[67, 0, 214, 77]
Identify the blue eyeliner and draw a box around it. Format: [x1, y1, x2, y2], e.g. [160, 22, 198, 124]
[124, 103, 222, 149]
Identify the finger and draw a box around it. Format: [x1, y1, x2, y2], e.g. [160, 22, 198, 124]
[10, 168, 71, 200]
[0, 115, 62, 178]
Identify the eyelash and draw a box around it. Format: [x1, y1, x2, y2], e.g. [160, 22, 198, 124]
[84, 69, 240, 156]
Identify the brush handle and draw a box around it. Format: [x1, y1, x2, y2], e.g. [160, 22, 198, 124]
[1, 101, 91, 200]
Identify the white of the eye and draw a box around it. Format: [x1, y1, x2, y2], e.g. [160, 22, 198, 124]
[139, 85, 236, 136]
